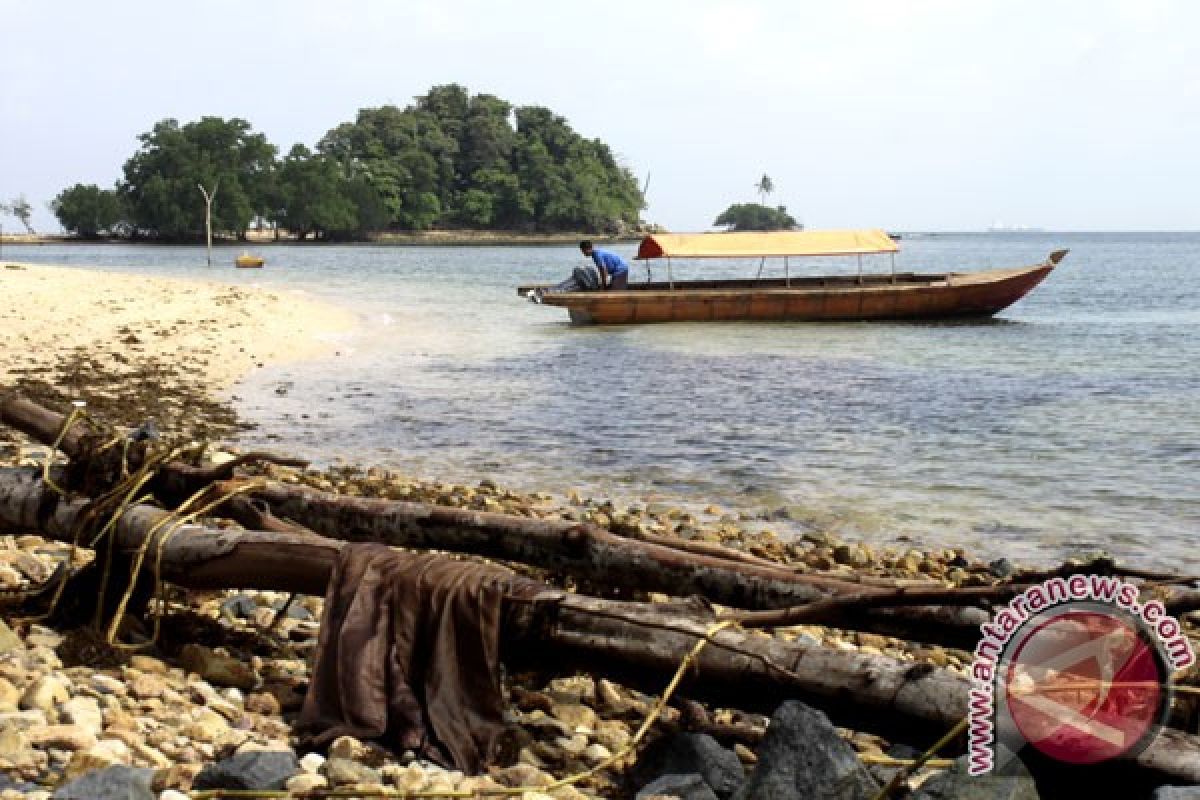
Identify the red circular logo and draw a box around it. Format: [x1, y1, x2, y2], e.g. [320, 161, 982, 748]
[1004, 609, 1166, 764]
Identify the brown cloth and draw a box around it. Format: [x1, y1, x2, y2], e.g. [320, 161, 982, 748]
[296, 543, 542, 772]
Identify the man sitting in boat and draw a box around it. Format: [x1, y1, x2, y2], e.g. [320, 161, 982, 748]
[580, 240, 629, 290]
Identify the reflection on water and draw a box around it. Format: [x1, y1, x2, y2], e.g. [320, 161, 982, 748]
[7, 233, 1200, 568]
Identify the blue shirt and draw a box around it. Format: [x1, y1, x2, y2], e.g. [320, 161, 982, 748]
[590, 248, 629, 276]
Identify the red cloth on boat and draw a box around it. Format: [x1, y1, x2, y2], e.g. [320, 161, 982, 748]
[296, 543, 542, 772]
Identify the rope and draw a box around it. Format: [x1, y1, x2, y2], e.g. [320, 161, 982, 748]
[870, 717, 967, 800]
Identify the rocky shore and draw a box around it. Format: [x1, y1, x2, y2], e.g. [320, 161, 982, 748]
[0, 443, 1014, 800]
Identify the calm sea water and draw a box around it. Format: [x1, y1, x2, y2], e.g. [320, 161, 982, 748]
[6, 233, 1198, 568]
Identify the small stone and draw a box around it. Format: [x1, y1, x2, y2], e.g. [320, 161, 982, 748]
[158, 791, 190, 800]
[583, 743, 613, 763]
[493, 763, 553, 788]
[90, 675, 125, 695]
[179, 644, 257, 690]
[322, 757, 381, 787]
[19, 675, 69, 711]
[285, 773, 327, 792]
[244, 692, 280, 716]
[181, 709, 229, 744]
[128, 655, 168, 675]
[550, 703, 597, 731]
[64, 746, 122, 780]
[0, 678, 19, 711]
[327, 734, 368, 761]
[60, 697, 103, 735]
[27, 724, 97, 751]
[298, 752, 325, 774]
[126, 672, 167, 701]
[908, 755, 1037, 799]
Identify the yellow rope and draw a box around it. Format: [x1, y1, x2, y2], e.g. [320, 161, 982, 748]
[870, 716, 967, 800]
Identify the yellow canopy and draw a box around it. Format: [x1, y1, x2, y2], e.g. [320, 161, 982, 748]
[635, 229, 898, 259]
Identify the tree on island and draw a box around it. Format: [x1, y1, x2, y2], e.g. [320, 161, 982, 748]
[119, 117, 277, 240]
[51, 184, 128, 238]
[755, 173, 774, 205]
[54, 84, 644, 240]
[3, 195, 36, 234]
[713, 203, 799, 231]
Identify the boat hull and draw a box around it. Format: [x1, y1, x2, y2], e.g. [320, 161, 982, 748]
[528, 254, 1063, 325]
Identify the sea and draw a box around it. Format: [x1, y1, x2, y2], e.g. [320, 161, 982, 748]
[5, 232, 1198, 569]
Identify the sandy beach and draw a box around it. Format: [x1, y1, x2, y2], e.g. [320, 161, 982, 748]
[0, 261, 357, 389]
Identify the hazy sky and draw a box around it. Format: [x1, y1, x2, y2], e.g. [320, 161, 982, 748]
[2, 0, 1198, 232]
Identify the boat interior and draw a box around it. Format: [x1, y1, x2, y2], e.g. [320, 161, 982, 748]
[518, 272, 952, 296]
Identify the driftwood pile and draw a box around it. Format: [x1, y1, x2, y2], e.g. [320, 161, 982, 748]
[2, 393, 1200, 793]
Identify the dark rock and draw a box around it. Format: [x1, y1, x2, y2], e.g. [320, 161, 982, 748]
[1154, 788, 1200, 799]
[909, 756, 1038, 799]
[53, 766, 155, 800]
[734, 700, 878, 800]
[637, 773, 720, 800]
[193, 750, 299, 791]
[988, 558, 1017, 578]
[631, 733, 743, 799]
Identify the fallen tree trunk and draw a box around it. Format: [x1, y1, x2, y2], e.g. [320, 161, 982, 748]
[2, 468, 1200, 785]
[0, 394, 991, 646]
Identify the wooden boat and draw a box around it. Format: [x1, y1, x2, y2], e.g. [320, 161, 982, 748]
[235, 251, 265, 269]
[518, 230, 1066, 325]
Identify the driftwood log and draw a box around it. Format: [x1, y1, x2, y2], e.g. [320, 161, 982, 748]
[3, 468, 1200, 785]
[0, 395, 990, 647]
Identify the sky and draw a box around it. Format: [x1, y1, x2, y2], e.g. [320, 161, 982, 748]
[2, 0, 1199, 233]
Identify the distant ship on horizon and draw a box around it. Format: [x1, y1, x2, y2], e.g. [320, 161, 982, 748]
[987, 220, 1044, 233]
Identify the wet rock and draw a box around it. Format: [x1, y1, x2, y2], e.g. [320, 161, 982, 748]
[909, 756, 1039, 799]
[638, 773, 721, 800]
[632, 733, 743, 799]
[51, 765, 155, 800]
[193, 750, 299, 791]
[734, 700, 878, 800]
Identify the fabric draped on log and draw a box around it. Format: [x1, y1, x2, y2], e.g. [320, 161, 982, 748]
[296, 544, 545, 772]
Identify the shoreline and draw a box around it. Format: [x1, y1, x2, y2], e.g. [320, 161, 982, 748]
[0, 231, 644, 248]
[0, 259, 359, 451]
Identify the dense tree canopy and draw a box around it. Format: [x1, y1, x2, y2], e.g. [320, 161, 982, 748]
[318, 85, 644, 232]
[713, 203, 799, 231]
[53, 86, 643, 240]
[120, 117, 276, 239]
[51, 184, 127, 237]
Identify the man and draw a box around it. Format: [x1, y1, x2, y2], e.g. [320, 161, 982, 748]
[580, 240, 629, 290]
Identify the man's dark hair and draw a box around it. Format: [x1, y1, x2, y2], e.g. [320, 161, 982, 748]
[579, 240, 593, 253]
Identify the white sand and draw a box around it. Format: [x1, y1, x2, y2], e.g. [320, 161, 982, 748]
[0, 262, 358, 389]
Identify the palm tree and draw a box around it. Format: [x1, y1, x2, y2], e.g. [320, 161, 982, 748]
[755, 174, 774, 205]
